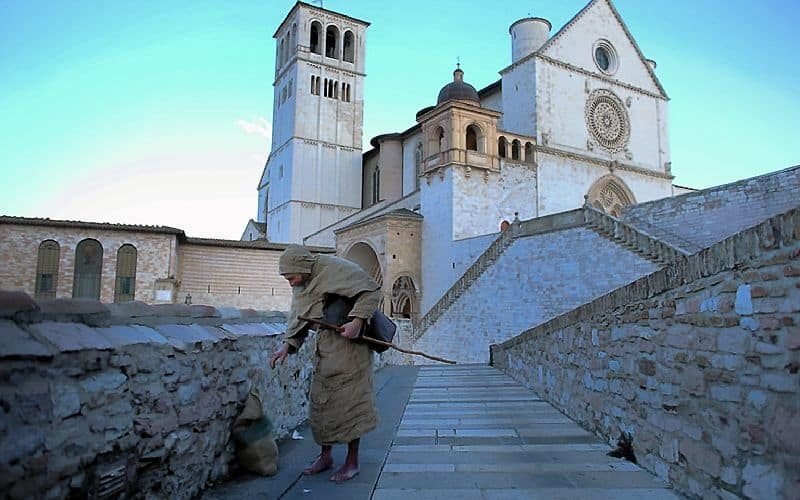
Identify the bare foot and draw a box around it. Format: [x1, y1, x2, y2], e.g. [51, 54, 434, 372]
[330, 463, 359, 483]
[303, 455, 333, 475]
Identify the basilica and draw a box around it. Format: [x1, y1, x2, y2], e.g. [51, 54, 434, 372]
[257, 0, 690, 320]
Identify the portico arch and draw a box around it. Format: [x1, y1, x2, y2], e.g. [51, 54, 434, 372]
[586, 175, 636, 217]
[344, 241, 383, 287]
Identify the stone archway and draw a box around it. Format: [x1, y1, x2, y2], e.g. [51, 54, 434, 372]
[586, 175, 636, 217]
[390, 275, 417, 319]
[345, 242, 383, 287]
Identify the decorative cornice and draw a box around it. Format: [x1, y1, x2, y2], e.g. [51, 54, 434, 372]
[537, 54, 665, 100]
[535, 145, 673, 180]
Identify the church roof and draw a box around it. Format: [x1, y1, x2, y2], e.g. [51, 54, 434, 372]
[437, 67, 480, 105]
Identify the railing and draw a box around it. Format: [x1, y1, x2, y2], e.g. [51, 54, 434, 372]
[582, 205, 691, 264]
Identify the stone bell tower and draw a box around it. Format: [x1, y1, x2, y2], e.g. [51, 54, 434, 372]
[257, 3, 370, 243]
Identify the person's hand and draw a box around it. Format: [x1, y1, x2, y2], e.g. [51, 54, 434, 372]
[270, 343, 290, 369]
[339, 318, 364, 339]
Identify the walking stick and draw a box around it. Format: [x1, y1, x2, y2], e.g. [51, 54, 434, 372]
[298, 315, 456, 364]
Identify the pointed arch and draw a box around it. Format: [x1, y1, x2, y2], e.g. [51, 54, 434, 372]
[498, 136, 507, 158]
[511, 139, 521, 160]
[586, 175, 636, 217]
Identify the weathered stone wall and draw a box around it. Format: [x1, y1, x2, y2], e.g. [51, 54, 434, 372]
[0, 294, 313, 500]
[492, 208, 800, 499]
[621, 165, 800, 252]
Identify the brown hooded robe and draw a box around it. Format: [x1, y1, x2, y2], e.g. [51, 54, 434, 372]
[279, 245, 380, 445]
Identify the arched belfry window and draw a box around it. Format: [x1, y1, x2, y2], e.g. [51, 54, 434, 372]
[511, 140, 521, 160]
[430, 126, 445, 155]
[343, 31, 354, 63]
[35, 240, 60, 299]
[372, 166, 381, 204]
[310, 21, 322, 54]
[325, 25, 339, 59]
[73, 239, 103, 299]
[498, 136, 507, 158]
[114, 244, 137, 303]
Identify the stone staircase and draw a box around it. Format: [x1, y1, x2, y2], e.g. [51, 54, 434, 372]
[413, 206, 689, 341]
[414, 223, 517, 335]
[582, 204, 691, 265]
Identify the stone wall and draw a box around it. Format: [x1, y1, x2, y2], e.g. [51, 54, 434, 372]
[621, 165, 800, 252]
[492, 207, 800, 499]
[0, 293, 314, 500]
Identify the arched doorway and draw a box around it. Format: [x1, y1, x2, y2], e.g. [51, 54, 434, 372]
[586, 175, 635, 217]
[345, 242, 383, 287]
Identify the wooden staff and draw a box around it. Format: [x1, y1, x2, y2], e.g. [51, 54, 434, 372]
[298, 315, 456, 364]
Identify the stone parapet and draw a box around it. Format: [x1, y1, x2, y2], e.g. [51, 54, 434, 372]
[0, 294, 311, 500]
[492, 207, 800, 499]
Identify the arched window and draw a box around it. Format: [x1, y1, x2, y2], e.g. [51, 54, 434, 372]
[372, 166, 381, 204]
[325, 25, 339, 58]
[343, 30, 354, 62]
[414, 142, 423, 189]
[391, 276, 416, 319]
[291, 23, 297, 53]
[525, 142, 534, 162]
[35, 240, 60, 299]
[310, 21, 322, 54]
[114, 244, 137, 303]
[430, 126, 445, 154]
[586, 176, 635, 217]
[466, 125, 478, 151]
[498, 136, 507, 158]
[511, 140, 521, 160]
[279, 37, 286, 67]
[73, 239, 103, 299]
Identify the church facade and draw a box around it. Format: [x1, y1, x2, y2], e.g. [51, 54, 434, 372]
[258, 0, 691, 320]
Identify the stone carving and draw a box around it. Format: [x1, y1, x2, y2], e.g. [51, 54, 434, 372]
[585, 89, 630, 153]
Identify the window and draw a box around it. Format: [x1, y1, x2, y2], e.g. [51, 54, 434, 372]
[310, 21, 321, 54]
[311, 75, 317, 94]
[35, 240, 60, 299]
[414, 142, 423, 189]
[325, 25, 339, 58]
[279, 37, 286, 67]
[431, 126, 445, 154]
[466, 125, 482, 151]
[511, 140, 521, 160]
[343, 30, 354, 62]
[73, 239, 103, 299]
[345, 83, 351, 102]
[372, 166, 380, 204]
[525, 142, 534, 162]
[593, 39, 618, 75]
[498, 136, 507, 158]
[279, 165, 284, 179]
[114, 244, 137, 302]
[287, 79, 293, 97]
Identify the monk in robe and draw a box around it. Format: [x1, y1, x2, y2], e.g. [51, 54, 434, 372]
[269, 245, 380, 483]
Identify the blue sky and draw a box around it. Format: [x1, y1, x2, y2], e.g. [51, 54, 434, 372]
[1, 0, 797, 239]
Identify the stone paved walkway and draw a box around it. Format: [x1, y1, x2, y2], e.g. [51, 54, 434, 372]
[204, 364, 682, 500]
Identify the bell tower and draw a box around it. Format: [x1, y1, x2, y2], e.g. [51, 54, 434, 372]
[257, 3, 369, 243]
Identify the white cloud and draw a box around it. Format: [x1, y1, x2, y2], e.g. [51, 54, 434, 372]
[236, 117, 272, 138]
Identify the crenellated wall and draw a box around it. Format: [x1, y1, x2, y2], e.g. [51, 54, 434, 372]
[0, 295, 314, 500]
[492, 208, 800, 499]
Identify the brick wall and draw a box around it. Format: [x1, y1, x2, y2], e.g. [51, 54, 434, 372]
[0, 224, 176, 303]
[492, 208, 800, 499]
[620, 165, 800, 252]
[178, 243, 292, 311]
